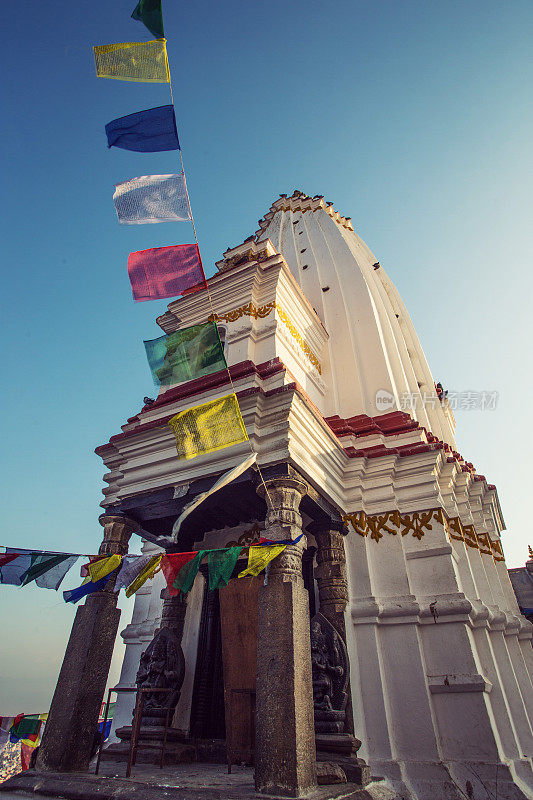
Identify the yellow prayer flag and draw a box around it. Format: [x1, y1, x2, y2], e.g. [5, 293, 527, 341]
[21, 735, 40, 748]
[93, 39, 170, 83]
[238, 545, 286, 578]
[168, 393, 248, 461]
[125, 555, 162, 598]
[87, 554, 122, 582]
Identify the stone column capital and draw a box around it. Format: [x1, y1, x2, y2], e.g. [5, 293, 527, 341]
[256, 475, 308, 548]
[256, 476, 308, 508]
[98, 512, 138, 530]
[98, 513, 138, 556]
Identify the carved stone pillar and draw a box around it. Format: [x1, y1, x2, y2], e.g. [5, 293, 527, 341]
[310, 521, 349, 638]
[255, 477, 317, 797]
[308, 520, 371, 787]
[36, 514, 137, 773]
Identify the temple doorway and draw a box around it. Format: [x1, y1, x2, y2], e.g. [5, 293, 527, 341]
[219, 575, 261, 765]
[189, 550, 316, 762]
[189, 573, 261, 763]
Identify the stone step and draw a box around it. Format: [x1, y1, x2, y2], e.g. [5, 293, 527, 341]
[100, 740, 196, 765]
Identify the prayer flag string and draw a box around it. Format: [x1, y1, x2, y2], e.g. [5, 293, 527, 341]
[0, 536, 303, 600]
[89, 2, 276, 502]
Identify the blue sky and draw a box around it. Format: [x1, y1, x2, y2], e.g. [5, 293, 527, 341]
[1, 0, 532, 713]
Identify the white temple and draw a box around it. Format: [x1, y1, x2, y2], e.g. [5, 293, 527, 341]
[96, 191, 533, 799]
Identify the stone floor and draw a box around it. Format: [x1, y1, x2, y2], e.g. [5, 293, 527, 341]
[0, 762, 400, 800]
[93, 760, 255, 789]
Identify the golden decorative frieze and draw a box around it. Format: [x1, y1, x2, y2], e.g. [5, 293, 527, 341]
[209, 301, 276, 323]
[209, 301, 322, 374]
[490, 538, 505, 562]
[274, 304, 322, 374]
[446, 517, 482, 551]
[343, 506, 505, 563]
[343, 508, 445, 543]
[476, 532, 493, 556]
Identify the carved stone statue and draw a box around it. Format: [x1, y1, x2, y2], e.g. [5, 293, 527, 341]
[311, 612, 349, 733]
[135, 626, 186, 727]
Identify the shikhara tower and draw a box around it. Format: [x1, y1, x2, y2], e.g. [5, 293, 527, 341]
[93, 191, 533, 799]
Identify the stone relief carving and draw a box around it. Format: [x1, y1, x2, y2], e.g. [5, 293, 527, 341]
[311, 612, 349, 734]
[135, 627, 186, 727]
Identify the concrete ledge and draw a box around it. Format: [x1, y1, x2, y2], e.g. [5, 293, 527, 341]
[427, 673, 492, 694]
[0, 770, 398, 800]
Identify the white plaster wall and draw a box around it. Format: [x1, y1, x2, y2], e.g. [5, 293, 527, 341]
[344, 503, 533, 799]
[258, 197, 456, 446]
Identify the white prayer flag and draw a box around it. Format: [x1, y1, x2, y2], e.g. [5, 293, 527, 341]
[113, 173, 192, 225]
[114, 553, 163, 592]
[172, 453, 257, 538]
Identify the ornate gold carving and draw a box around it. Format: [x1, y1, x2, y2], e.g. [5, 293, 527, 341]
[447, 516, 465, 544]
[225, 521, 263, 547]
[274, 304, 322, 375]
[209, 301, 276, 324]
[528, 545, 533, 559]
[462, 524, 479, 550]
[209, 301, 322, 374]
[491, 538, 505, 562]
[446, 517, 481, 551]
[343, 507, 502, 562]
[476, 532, 493, 556]
[342, 508, 443, 543]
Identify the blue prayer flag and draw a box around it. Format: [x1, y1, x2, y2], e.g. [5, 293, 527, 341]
[105, 105, 179, 153]
[63, 576, 107, 604]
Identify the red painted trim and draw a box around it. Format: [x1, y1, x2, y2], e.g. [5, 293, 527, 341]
[146, 359, 284, 412]
[325, 411, 489, 483]
[95, 366, 295, 456]
[326, 410, 420, 438]
[95, 362, 496, 495]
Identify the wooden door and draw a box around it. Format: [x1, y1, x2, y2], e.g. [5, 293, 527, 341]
[219, 576, 261, 765]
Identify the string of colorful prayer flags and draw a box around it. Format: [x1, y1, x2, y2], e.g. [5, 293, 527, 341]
[92, 1, 273, 491]
[1, 536, 300, 603]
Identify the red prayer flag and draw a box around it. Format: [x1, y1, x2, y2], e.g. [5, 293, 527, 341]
[20, 743, 33, 771]
[161, 552, 197, 596]
[11, 714, 24, 731]
[127, 244, 206, 302]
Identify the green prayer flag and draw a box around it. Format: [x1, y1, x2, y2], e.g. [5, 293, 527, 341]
[173, 550, 207, 594]
[208, 547, 243, 590]
[144, 321, 226, 388]
[10, 716, 41, 739]
[131, 0, 164, 39]
[21, 554, 72, 587]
